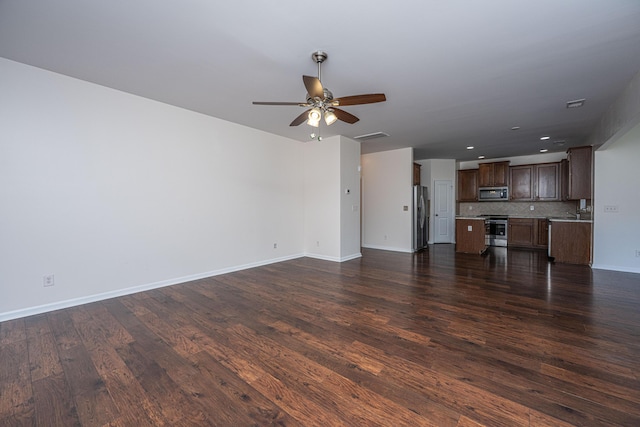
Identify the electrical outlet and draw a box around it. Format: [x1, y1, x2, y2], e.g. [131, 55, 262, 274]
[604, 205, 619, 213]
[273, 243, 277, 249]
[635, 250, 640, 258]
[43, 274, 55, 287]
[529, 205, 535, 211]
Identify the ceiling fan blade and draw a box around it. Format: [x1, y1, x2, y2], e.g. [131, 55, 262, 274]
[290, 109, 311, 126]
[333, 93, 386, 106]
[333, 108, 359, 124]
[303, 75, 324, 100]
[253, 101, 308, 106]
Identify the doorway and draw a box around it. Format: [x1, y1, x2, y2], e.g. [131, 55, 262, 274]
[433, 180, 453, 243]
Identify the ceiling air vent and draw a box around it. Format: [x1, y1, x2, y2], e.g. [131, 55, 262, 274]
[353, 132, 390, 141]
[566, 98, 586, 109]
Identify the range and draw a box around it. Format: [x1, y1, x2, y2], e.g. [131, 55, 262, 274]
[479, 215, 508, 247]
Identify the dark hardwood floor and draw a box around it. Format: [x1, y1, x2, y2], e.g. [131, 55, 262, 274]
[1, 245, 639, 426]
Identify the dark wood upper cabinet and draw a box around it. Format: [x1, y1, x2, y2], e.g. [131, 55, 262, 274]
[413, 162, 421, 186]
[510, 162, 560, 201]
[509, 165, 534, 201]
[478, 161, 509, 187]
[457, 169, 478, 202]
[534, 163, 560, 201]
[566, 146, 592, 200]
[559, 159, 569, 201]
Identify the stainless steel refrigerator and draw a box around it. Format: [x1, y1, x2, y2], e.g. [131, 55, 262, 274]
[413, 185, 429, 251]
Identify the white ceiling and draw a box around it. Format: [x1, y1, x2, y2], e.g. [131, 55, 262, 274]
[2, 0, 640, 161]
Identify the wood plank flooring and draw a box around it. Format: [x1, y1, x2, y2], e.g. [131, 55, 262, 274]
[1, 245, 639, 426]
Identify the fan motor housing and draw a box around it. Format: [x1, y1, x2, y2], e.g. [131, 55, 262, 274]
[311, 51, 327, 64]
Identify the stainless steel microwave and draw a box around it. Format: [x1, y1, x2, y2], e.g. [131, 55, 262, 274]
[478, 186, 508, 201]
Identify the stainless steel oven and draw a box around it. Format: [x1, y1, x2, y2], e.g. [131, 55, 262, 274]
[485, 216, 508, 247]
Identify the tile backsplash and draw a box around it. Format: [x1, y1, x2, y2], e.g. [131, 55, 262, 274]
[458, 201, 586, 218]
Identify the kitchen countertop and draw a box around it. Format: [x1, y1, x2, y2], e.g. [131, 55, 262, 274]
[547, 217, 593, 223]
[456, 215, 592, 223]
[455, 216, 487, 220]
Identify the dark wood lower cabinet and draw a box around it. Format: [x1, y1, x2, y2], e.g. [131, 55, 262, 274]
[508, 218, 534, 247]
[549, 221, 591, 264]
[508, 218, 548, 249]
[535, 218, 548, 248]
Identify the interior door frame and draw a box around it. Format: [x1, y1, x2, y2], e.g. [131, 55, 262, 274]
[433, 179, 453, 243]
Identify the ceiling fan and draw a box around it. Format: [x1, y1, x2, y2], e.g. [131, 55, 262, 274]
[253, 51, 386, 127]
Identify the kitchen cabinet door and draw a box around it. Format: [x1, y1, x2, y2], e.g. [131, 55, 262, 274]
[492, 162, 509, 186]
[559, 159, 569, 201]
[413, 163, 421, 185]
[535, 163, 560, 201]
[508, 218, 535, 247]
[478, 161, 509, 187]
[535, 218, 549, 248]
[478, 163, 492, 188]
[457, 169, 478, 202]
[509, 165, 533, 201]
[567, 146, 592, 200]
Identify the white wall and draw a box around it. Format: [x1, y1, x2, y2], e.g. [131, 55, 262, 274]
[593, 122, 640, 273]
[361, 148, 413, 252]
[302, 135, 362, 261]
[339, 137, 362, 260]
[303, 137, 341, 260]
[0, 58, 306, 320]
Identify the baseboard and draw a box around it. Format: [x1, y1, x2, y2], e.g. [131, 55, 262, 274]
[0, 253, 305, 322]
[591, 264, 640, 274]
[361, 244, 414, 253]
[340, 252, 362, 262]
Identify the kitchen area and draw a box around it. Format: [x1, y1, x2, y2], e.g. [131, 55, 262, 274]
[455, 146, 593, 265]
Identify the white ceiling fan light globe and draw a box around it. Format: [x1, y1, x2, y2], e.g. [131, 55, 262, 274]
[307, 107, 321, 127]
[324, 110, 338, 125]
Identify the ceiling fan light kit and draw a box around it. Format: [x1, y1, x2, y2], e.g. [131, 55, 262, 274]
[253, 50, 386, 130]
[307, 107, 322, 127]
[324, 109, 338, 125]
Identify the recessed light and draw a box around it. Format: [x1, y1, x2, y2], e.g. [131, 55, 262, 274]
[466, 146, 474, 150]
[566, 98, 586, 108]
[540, 148, 548, 153]
[478, 155, 485, 159]
[540, 136, 550, 140]
[511, 126, 520, 130]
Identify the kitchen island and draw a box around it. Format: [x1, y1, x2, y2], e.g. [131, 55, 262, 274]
[455, 217, 488, 254]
